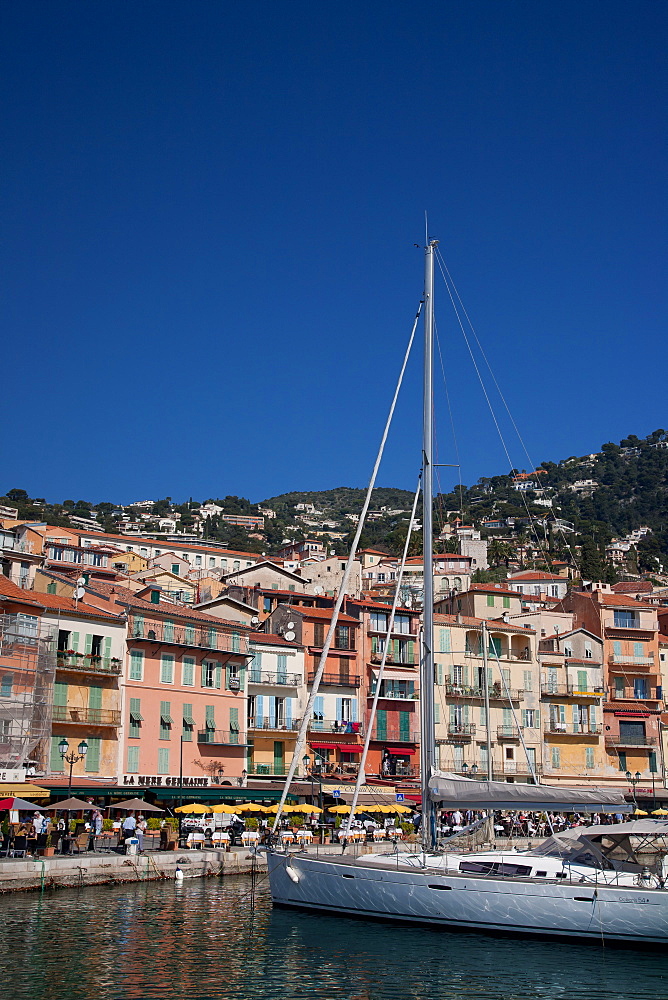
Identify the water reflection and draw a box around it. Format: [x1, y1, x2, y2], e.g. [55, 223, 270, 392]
[0, 878, 667, 1000]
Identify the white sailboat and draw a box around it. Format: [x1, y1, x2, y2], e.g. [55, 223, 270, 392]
[264, 239, 668, 945]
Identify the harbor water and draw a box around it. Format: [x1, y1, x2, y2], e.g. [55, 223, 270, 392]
[2, 875, 668, 999]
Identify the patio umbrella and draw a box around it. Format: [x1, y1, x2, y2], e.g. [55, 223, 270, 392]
[111, 798, 164, 813]
[235, 802, 264, 813]
[45, 797, 94, 812]
[634, 808, 649, 816]
[652, 808, 668, 816]
[210, 803, 237, 814]
[0, 796, 45, 811]
[329, 804, 352, 814]
[174, 803, 209, 814]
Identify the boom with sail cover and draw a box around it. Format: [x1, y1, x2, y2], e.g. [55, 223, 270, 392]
[429, 773, 632, 813]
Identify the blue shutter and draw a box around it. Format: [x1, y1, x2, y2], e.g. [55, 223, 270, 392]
[269, 697, 276, 728]
[256, 695, 264, 727]
[336, 697, 342, 722]
[351, 698, 357, 722]
[286, 698, 292, 727]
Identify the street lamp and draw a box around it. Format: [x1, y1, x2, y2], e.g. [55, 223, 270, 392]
[237, 769, 247, 788]
[626, 770, 642, 808]
[58, 738, 88, 797]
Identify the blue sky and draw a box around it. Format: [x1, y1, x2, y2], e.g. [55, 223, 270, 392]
[3, 1, 666, 505]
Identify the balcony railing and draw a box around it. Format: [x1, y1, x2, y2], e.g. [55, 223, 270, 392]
[609, 687, 661, 702]
[445, 682, 524, 702]
[56, 653, 122, 676]
[605, 622, 658, 633]
[609, 653, 656, 665]
[465, 649, 532, 662]
[369, 728, 419, 743]
[544, 723, 602, 736]
[501, 761, 543, 776]
[540, 683, 604, 698]
[307, 672, 362, 688]
[247, 718, 301, 733]
[605, 734, 658, 749]
[248, 670, 301, 687]
[447, 723, 476, 738]
[308, 719, 364, 735]
[370, 652, 418, 667]
[497, 725, 522, 740]
[250, 763, 289, 776]
[128, 616, 249, 656]
[197, 729, 249, 745]
[52, 706, 121, 726]
[374, 689, 418, 702]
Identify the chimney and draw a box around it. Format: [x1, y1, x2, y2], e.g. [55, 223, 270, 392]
[456, 612, 463, 624]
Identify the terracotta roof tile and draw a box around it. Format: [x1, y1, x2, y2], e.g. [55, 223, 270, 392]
[36, 591, 124, 621]
[86, 581, 251, 629]
[434, 612, 535, 633]
[0, 578, 45, 608]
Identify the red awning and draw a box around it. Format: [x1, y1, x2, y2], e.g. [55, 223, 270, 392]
[387, 747, 416, 755]
[309, 742, 339, 750]
[338, 746, 363, 754]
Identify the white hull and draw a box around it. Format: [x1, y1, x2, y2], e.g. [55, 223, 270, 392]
[266, 850, 668, 945]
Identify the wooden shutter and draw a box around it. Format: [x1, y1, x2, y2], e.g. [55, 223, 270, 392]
[85, 737, 101, 772]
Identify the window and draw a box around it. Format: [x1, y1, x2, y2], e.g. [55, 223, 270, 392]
[182, 656, 195, 686]
[129, 650, 144, 681]
[650, 751, 658, 774]
[523, 670, 532, 692]
[522, 709, 537, 729]
[127, 746, 140, 773]
[1, 674, 12, 697]
[229, 707, 239, 744]
[157, 748, 170, 774]
[614, 610, 638, 628]
[563, 643, 572, 657]
[585, 747, 595, 769]
[205, 705, 215, 731]
[502, 596, 510, 609]
[263, 597, 272, 612]
[160, 654, 174, 684]
[159, 701, 173, 739]
[202, 661, 221, 689]
[487, 595, 495, 607]
[393, 615, 410, 634]
[335, 626, 352, 650]
[551, 747, 561, 769]
[209, 557, 216, 569]
[439, 628, 451, 653]
[132, 614, 144, 638]
[313, 622, 325, 646]
[371, 611, 388, 632]
[129, 697, 143, 738]
[618, 751, 627, 772]
[195, 555, 202, 567]
[584, 641, 592, 659]
[182, 703, 194, 741]
[172, 563, 180, 575]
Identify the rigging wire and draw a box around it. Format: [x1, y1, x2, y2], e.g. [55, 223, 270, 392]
[271, 300, 423, 834]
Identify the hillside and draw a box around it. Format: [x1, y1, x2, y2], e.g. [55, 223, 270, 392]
[3, 429, 668, 572]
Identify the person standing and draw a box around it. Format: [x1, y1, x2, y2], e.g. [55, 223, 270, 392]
[136, 815, 147, 853]
[122, 811, 137, 844]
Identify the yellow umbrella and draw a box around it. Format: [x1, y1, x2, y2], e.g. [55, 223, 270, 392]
[235, 802, 264, 813]
[174, 803, 209, 814]
[210, 803, 237, 814]
[634, 808, 648, 816]
[285, 803, 321, 814]
[652, 808, 668, 816]
[392, 803, 413, 814]
[329, 804, 352, 814]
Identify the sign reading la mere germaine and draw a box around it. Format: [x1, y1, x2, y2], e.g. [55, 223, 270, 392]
[0, 769, 27, 783]
[121, 774, 211, 788]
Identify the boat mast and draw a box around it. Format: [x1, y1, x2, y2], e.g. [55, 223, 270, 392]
[420, 238, 438, 853]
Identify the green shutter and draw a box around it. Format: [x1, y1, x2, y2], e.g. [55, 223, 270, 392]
[53, 682, 68, 707]
[88, 685, 103, 710]
[215, 664, 222, 689]
[70, 631, 80, 652]
[127, 746, 139, 773]
[84, 634, 93, 655]
[50, 736, 65, 772]
[376, 709, 387, 739]
[103, 636, 112, 659]
[399, 711, 410, 739]
[157, 748, 170, 774]
[230, 706, 239, 744]
[85, 737, 101, 772]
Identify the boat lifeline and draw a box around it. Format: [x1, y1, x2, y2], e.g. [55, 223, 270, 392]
[265, 239, 668, 945]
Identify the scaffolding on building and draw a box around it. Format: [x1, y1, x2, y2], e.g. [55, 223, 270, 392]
[0, 613, 56, 772]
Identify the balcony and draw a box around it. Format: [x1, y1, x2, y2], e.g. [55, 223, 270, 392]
[608, 654, 656, 670]
[544, 723, 602, 737]
[540, 683, 604, 699]
[250, 763, 289, 776]
[52, 706, 121, 726]
[605, 622, 658, 634]
[56, 653, 122, 676]
[501, 761, 543, 777]
[247, 718, 301, 734]
[197, 729, 250, 746]
[248, 670, 301, 687]
[307, 672, 361, 688]
[447, 723, 476, 739]
[497, 725, 522, 740]
[370, 652, 418, 667]
[308, 719, 364, 736]
[609, 687, 662, 702]
[128, 616, 250, 656]
[445, 682, 524, 702]
[369, 728, 419, 743]
[605, 734, 658, 749]
[374, 689, 418, 702]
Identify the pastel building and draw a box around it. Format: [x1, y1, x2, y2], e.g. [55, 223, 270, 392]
[246, 634, 306, 777]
